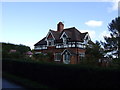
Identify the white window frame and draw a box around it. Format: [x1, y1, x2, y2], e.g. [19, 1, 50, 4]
[63, 52, 71, 64]
[45, 30, 55, 46]
[63, 37, 67, 45]
[47, 39, 54, 46]
[62, 49, 71, 64]
[54, 53, 61, 61]
[79, 53, 85, 57]
[60, 32, 69, 45]
[60, 32, 68, 39]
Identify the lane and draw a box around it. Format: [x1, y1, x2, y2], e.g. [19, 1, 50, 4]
[0, 78, 2, 89]
[2, 78, 24, 88]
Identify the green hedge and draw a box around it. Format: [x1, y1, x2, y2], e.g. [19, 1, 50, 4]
[2, 58, 120, 88]
[3, 72, 48, 88]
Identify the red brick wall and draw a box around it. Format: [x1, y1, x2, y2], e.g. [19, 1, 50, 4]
[70, 55, 77, 64]
[35, 47, 86, 64]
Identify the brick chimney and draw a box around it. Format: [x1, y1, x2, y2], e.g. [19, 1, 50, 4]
[57, 22, 64, 32]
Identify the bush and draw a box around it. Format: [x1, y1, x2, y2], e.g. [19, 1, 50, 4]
[80, 57, 98, 67]
[2, 42, 31, 59]
[32, 52, 53, 62]
[9, 52, 22, 59]
[2, 58, 120, 88]
[111, 58, 120, 67]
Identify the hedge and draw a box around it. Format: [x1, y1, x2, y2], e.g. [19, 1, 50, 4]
[2, 58, 120, 88]
[3, 72, 49, 88]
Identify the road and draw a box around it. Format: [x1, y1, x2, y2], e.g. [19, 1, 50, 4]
[2, 78, 24, 88]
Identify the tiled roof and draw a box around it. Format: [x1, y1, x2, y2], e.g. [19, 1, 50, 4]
[62, 27, 86, 42]
[34, 37, 47, 46]
[50, 30, 61, 40]
[34, 27, 88, 46]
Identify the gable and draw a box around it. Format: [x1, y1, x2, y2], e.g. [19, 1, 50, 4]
[61, 49, 71, 55]
[46, 30, 55, 40]
[84, 33, 91, 41]
[47, 33, 54, 39]
[60, 27, 87, 42]
[60, 32, 68, 39]
[83, 33, 91, 44]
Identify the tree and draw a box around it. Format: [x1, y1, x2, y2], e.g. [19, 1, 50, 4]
[102, 17, 120, 58]
[83, 41, 104, 65]
[2, 42, 31, 59]
[33, 52, 52, 62]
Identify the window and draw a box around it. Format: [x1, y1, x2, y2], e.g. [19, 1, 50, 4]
[54, 53, 61, 61]
[46, 31, 55, 46]
[60, 33, 68, 45]
[63, 34, 67, 45]
[79, 53, 85, 57]
[35, 52, 41, 54]
[79, 53, 85, 60]
[63, 38, 67, 45]
[49, 41, 52, 46]
[47, 39, 54, 46]
[63, 52, 70, 64]
[64, 54, 70, 61]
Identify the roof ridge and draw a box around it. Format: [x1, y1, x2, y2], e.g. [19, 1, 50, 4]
[50, 29, 56, 32]
[63, 27, 76, 30]
[81, 32, 88, 34]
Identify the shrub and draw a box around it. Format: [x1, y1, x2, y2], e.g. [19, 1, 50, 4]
[32, 52, 52, 62]
[2, 58, 120, 88]
[111, 58, 120, 67]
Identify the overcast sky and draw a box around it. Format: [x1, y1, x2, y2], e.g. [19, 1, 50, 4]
[1, 0, 119, 49]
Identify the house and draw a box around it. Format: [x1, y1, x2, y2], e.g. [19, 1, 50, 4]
[9, 49, 17, 53]
[34, 22, 92, 64]
[25, 51, 33, 57]
[98, 57, 112, 67]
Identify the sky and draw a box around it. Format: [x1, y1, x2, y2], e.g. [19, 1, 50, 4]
[1, 0, 119, 49]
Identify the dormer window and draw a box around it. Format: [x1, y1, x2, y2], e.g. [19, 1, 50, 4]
[46, 31, 55, 46]
[48, 39, 54, 46]
[60, 32, 68, 45]
[63, 34, 67, 45]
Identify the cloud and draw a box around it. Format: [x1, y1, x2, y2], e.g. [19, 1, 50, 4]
[107, 0, 120, 12]
[80, 29, 96, 40]
[118, 1, 120, 10]
[100, 0, 119, 12]
[98, 30, 111, 41]
[85, 20, 103, 27]
[100, 30, 110, 38]
[112, 0, 119, 10]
